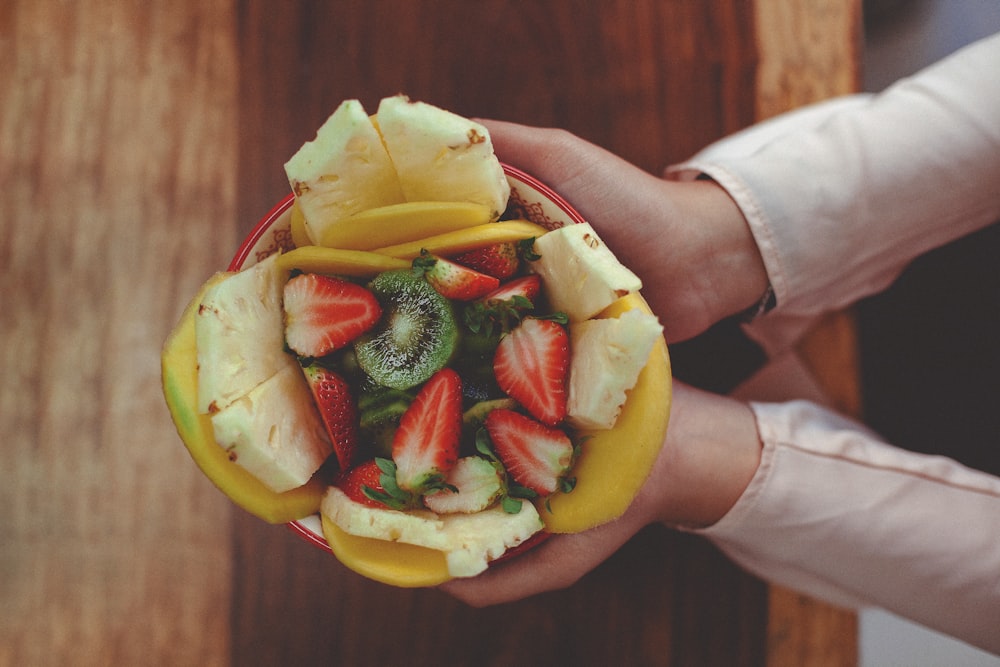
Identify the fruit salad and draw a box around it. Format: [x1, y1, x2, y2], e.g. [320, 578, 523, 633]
[161, 95, 672, 587]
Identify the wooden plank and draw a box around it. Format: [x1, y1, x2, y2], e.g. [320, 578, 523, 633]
[752, 1, 864, 665]
[0, 2, 239, 665]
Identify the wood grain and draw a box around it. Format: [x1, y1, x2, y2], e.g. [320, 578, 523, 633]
[1, 2, 238, 665]
[2, 1, 861, 665]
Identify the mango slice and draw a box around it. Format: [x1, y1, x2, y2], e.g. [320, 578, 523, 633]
[321, 514, 452, 587]
[275, 246, 410, 276]
[538, 293, 671, 532]
[372, 220, 548, 259]
[319, 201, 492, 250]
[161, 274, 325, 523]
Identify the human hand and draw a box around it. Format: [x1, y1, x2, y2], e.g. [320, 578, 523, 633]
[440, 381, 761, 606]
[481, 119, 770, 343]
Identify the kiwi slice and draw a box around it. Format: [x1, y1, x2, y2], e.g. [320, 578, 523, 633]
[358, 387, 413, 458]
[354, 270, 458, 390]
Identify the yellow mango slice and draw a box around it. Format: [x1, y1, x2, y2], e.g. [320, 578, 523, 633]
[373, 220, 548, 259]
[275, 246, 409, 276]
[318, 201, 492, 250]
[161, 274, 325, 524]
[321, 515, 452, 587]
[538, 293, 671, 532]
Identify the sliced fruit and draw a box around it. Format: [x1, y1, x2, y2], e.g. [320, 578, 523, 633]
[372, 220, 548, 260]
[376, 94, 510, 221]
[539, 293, 671, 533]
[318, 201, 491, 250]
[336, 459, 388, 509]
[161, 274, 325, 523]
[302, 364, 358, 470]
[358, 387, 413, 458]
[321, 486, 543, 578]
[210, 363, 334, 493]
[530, 222, 642, 321]
[423, 456, 503, 514]
[354, 270, 458, 390]
[391, 368, 462, 494]
[275, 246, 409, 277]
[452, 241, 521, 280]
[493, 317, 570, 426]
[195, 253, 289, 414]
[412, 250, 499, 301]
[484, 409, 575, 496]
[284, 99, 405, 244]
[283, 273, 382, 357]
[463, 274, 542, 338]
[289, 199, 311, 248]
[567, 308, 664, 430]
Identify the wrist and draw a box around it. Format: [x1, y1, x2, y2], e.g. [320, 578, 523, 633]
[651, 383, 763, 528]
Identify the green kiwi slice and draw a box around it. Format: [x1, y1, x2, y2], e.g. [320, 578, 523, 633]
[354, 270, 458, 390]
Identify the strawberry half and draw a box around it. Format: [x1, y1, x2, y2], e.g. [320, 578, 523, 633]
[452, 242, 520, 280]
[493, 317, 569, 425]
[464, 274, 543, 337]
[302, 364, 358, 470]
[391, 368, 463, 493]
[284, 273, 382, 357]
[481, 273, 541, 305]
[484, 408, 575, 496]
[412, 251, 499, 301]
[337, 459, 389, 509]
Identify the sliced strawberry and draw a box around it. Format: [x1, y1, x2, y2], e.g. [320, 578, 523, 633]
[423, 456, 503, 514]
[493, 317, 569, 425]
[337, 459, 388, 509]
[484, 409, 575, 496]
[284, 273, 381, 357]
[337, 458, 417, 511]
[302, 364, 358, 470]
[452, 242, 520, 280]
[481, 273, 541, 305]
[464, 274, 543, 337]
[412, 251, 499, 301]
[391, 368, 463, 493]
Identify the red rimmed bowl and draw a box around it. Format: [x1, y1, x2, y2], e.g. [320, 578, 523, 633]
[228, 164, 587, 553]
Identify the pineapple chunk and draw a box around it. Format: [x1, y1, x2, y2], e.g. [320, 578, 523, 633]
[211, 363, 332, 493]
[376, 95, 510, 221]
[530, 222, 642, 322]
[567, 308, 663, 430]
[321, 487, 543, 578]
[284, 99, 405, 244]
[195, 253, 289, 414]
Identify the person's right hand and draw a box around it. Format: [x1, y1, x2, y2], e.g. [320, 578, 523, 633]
[481, 120, 770, 343]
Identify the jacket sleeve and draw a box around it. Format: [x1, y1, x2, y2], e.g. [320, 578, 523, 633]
[668, 32, 1000, 356]
[699, 402, 1000, 654]
[668, 32, 1000, 653]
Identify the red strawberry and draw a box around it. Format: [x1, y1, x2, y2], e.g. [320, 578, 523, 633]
[493, 317, 569, 425]
[284, 273, 381, 357]
[302, 364, 358, 470]
[453, 242, 520, 280]
[485, 409, 575, 496]
[391, 368, 463, 493]
[412, 251, 499, 301]
[480, 274, 541, 305]
[337, 459, 388, 509]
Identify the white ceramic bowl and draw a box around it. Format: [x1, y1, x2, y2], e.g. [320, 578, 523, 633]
[228, 164, 587, 551]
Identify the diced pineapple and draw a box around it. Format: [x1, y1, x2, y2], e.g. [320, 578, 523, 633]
[284, 99, 405, 244]
[376, 95, 510, 221]
[321, 487, 543, 577]
[567, 308, 663, 430]
[530, 222, 642, 322]
[195, 253, 289, 414]
[211, 363, 333, 493]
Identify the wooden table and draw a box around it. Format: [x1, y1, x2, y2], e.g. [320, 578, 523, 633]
[2, 1, 860, 664]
